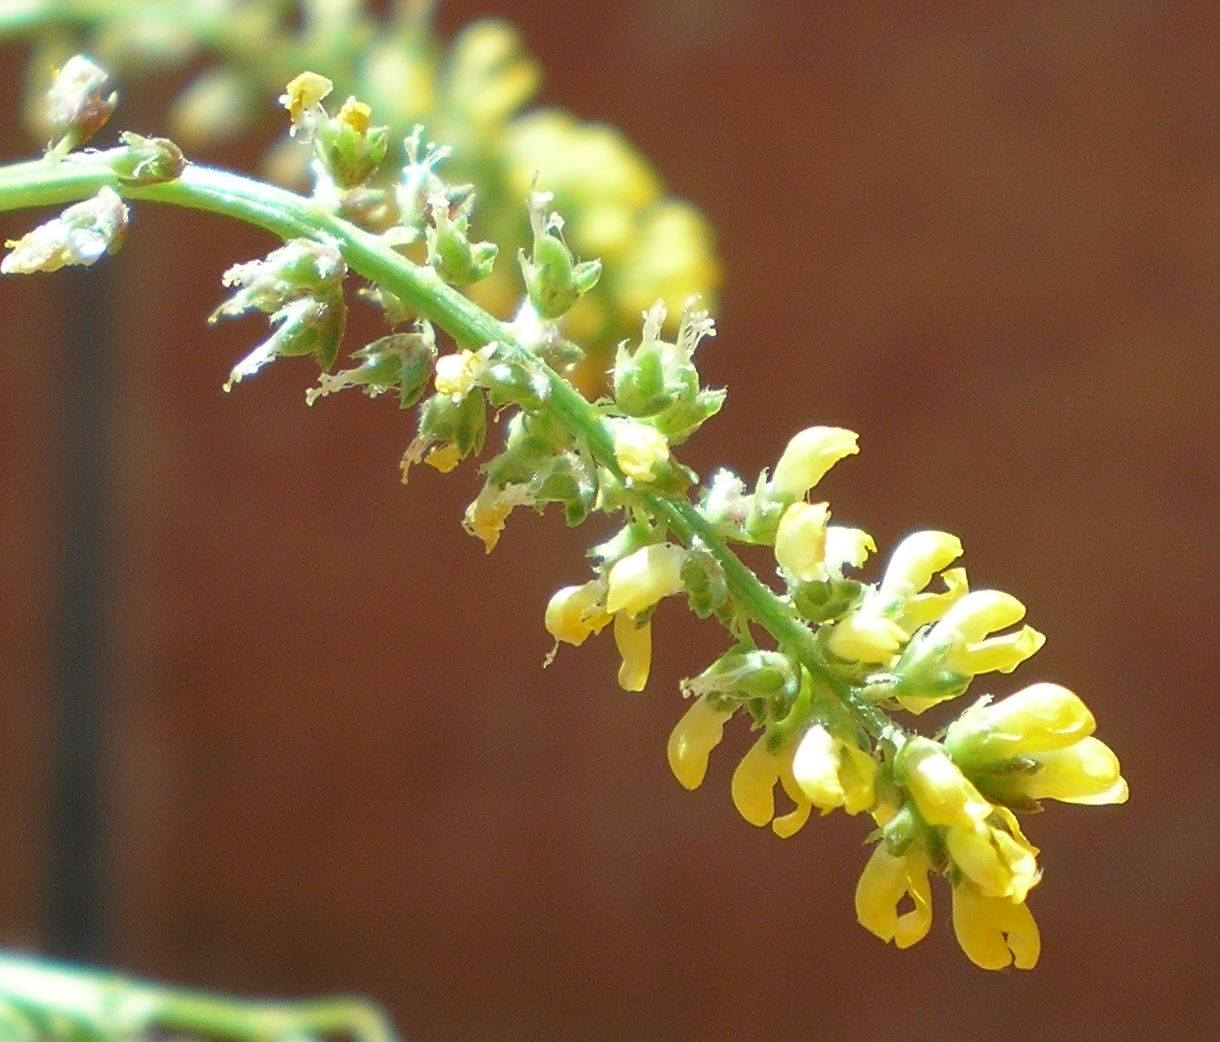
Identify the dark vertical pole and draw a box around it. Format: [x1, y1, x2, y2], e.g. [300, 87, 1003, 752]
[46, 266, 114, 962]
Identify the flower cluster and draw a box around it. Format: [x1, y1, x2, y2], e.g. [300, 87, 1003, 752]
[0, 41, 1128, 974]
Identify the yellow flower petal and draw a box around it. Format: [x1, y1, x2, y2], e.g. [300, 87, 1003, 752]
[730, 735, 782, 827]
[775, 501, 831, 582]
[900, 737, 993, 831]
[769, 426, 859, 500]
[855, 843, 933, 950]
[614, 611, 651, 692]
[952, 880, 1041, 970]
[667, 697, 733, 791]
[605, 543, 686, 617]
[1021, 737, 1128, 805]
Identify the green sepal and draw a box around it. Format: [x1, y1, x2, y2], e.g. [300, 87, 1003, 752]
[418, 392, 486, 458]
[425, 194, 499, 287]
[316, 116, 389, 188]
[792, 578, 864, 624]
[482, 358, 546, 411]
[681, 549, 727, 619]
[519, 234, 602, 320]
[652, 387, 726, 444]
[613, 340, 668, 416]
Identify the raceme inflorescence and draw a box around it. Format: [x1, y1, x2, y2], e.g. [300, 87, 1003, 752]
[0, 6, 1125, 998]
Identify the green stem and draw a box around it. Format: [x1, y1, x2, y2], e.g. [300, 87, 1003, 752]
[0, 148, 895, 739]
[0, 951, 401, 1042]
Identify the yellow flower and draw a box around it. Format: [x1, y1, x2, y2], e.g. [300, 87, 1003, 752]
[613, 421, 670, 482]
[462, 482, 534, 553]
[898, 566, 969, 630]
[613, 610, 652, 692]
[791, 724, 877, 815]
[434, 344, 494, 402]
[605, 543, 686, 618]
[855, 843, 934, 950]
[878, 530, 963, 601]
[825, 612, 909, 664]
[944, 682, 1096, 764]
[899, 737, 992, 831]
[730, 734, 812, 838]
[544, 580, 612, 646]
[932, 589, 1045, 676]
[423, 442, 462, 473]
[823, 525, 876, 577]
[667, 696, 734, 790]
[945, 808, 1041, 902]
[769, 426, 859, 500]
[279, 70, 332, 133]
[1017, 737, 1128, 805]
[951, 879, 1041, 970]
[774, 501, 830, 582]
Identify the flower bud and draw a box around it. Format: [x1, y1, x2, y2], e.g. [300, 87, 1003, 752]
[944, 683, 1096, 765]
[315, 96, 390, 188]
[774, 501, 830, 582]
[769, 426, 859, 500]
[935, 589, 1026, 645]
[463, 482, 534, 553]
[605, 543, 685, 618]
[305, 330, 437, 409]
[951, 879, 1040, 970]
[279, 70, 333, 138]
[898, 737, 992, 831]
[519, 187, 602, 319]
[667, 697, 734, 791]
[681, 648, 800, 707]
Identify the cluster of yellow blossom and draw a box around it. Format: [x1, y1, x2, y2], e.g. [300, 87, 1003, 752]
[546, 424, 1126, 969]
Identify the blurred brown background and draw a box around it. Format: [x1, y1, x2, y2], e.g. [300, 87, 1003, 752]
[1, 2, 1216, 1040]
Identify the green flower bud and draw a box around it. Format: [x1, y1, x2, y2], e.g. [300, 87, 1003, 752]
[792, 578, 864, 624]
[519, 188, 602, 319]
[315, 96, 389, 188]
[223, 291, 345, 392]
[425, 192, 499, 286]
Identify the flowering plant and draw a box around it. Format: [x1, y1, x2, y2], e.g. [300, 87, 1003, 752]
[0, 2, 1126, 1038]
